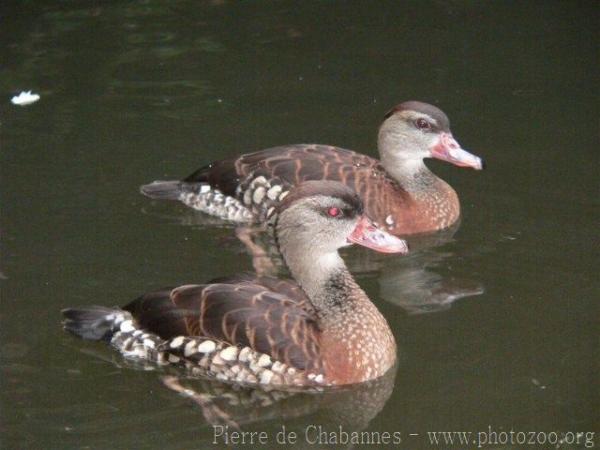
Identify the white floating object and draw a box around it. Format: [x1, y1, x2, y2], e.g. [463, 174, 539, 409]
[11, 91, 40, 106]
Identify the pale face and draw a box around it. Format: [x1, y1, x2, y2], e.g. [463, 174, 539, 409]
[378, 103, 483, 171]
[277, 195, 361, 255]
[276, 192, 407, 256]
[378, 110, 445, 162]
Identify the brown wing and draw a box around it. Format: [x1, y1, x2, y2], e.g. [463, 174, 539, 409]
[183, 144, 412, 227]
[183, 144, 378, 195]
[208, 273, 311, 309]
[123, 278, 321, 371]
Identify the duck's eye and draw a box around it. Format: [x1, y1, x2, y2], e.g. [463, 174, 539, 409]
[327, 207, 342, 218]
[415, 118, 431, 130]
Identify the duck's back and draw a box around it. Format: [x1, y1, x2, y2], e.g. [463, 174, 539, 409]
[141, 144, 435, 232]
[123, 273, 321, 373]
[185, 144, 413, 224]
[185, 144, 375, 192]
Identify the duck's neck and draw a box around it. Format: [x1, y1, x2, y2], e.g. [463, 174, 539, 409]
[283, 249, 397, 382]
[286, 251, 363, 320]
[380, 152, 441, 195]
[377, 128, 446, 196]
[381, 155, 460, 231]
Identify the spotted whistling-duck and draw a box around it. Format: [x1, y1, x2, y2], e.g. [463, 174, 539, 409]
[140, 101, 483, 235]
[63, 181, 408, 386]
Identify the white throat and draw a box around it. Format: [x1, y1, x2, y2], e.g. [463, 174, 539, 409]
[284, 250, 345, 300]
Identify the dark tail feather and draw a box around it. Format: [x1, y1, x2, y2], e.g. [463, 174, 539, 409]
[62, 306, 130, 341]
[140, 181, 184, 200]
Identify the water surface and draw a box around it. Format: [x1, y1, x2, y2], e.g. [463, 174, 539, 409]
[1, 1, 597, 449]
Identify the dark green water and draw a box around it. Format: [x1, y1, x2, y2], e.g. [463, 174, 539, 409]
[1, 1, 598, 449]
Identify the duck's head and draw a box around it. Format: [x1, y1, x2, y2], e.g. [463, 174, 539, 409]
[275, 180, 408, 256]
[378, 101, 484, 172]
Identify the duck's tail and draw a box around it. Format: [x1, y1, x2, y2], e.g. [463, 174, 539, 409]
[62, 306, 165, 360]
[140, 180, 184, 201]
[62, 306, 133, 341]
[61, 306, 322, 387]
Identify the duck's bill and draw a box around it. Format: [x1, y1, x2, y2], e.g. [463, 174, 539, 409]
[348, 216, 409, 254]
[431, 132, 484, 170]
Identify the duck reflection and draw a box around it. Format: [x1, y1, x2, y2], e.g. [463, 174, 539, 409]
[380, 267, 484, 315]
[231, 222, 484, 315]
[343, 227, 485, 314]
[77, 345, 397, 448]
[161, 364, 397, 433]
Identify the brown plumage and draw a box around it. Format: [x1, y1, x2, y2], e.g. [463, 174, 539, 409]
[123, 276, 321, 373]
[186, 144, 436, 233]
[63, 181, 408, 387]
[141, 101, 484, 234]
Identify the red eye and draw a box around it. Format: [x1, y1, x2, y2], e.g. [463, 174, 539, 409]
[327, 207, 341, 217]
[415, 118, 431, 130]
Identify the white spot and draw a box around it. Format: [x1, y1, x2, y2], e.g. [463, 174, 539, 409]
[197, 340, 216, 353]
[211, 353, 225, 365]
[267, 185, 282, 200]
[238, 347, 251, 362]
[271, 361, 285, 373]
[257, 354, 271, 367]
[120, 320, 135, 333]
[251, 176, 267, 187]
[184, 340, 196, 357]
[252, 186, 266, 204]
[219, 346, 239, 361]
[131, 346, 147, 358]
[259, 369, 274, 384]
[169, 336, 185, 349]
[198, 356, 210, 368]
[168, 354, 181, 363]
[143, 339, 156, 349]
[200, 184, 211, 194]
[314, 374, 324, 383]
[267, 207, 275, 218]
[11, 91, 40, 106]
[307, 373, 316, 380]
[385, 215, 394, 225]
[278, 191, 289, 201]
[243, 189, 252, 206]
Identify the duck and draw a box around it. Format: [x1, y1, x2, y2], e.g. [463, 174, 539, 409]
[140, 101, 483, 235]
[63, 181, 408, 387]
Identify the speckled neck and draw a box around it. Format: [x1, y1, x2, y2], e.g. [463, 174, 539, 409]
[280, 249, 352, 312]
[281, 247, 397, 382]
[292, 255, 369, 322]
